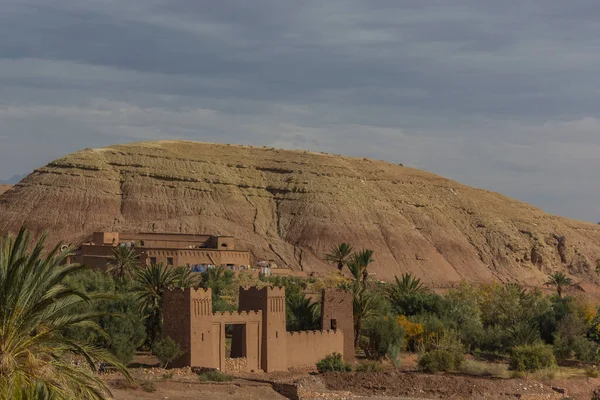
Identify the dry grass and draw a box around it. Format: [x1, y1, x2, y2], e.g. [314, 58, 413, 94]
[459, 360, 508, 377]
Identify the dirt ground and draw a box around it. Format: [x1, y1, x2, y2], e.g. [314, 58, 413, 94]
[103, 366, 600, 400]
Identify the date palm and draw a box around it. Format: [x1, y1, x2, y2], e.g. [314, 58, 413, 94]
[544, 272, 573, 298]
[325, 243, 354, 272]
[0, 228, 130, 399]
[106, 246, 139, 281]
[134, 263, 196, 345]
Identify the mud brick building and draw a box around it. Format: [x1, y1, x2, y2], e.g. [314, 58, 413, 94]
[163, 286, 354, 372]
[70, 231, 251, 269]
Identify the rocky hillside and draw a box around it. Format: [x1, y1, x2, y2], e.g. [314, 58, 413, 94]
[0, 185, 11, 196]
[1, 141, 599, 287]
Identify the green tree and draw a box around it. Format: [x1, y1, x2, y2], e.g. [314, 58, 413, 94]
[286, 292, 321, 331]
[65, 270, 146, 365]
[106, 245, 139, 281]
[325, 243, 354, 272]
[0, 228, 130, 399]
[152, 337, 182, 368]
[544, 272, 573, 298]
[388, 273, 445, 316]
[361, 315, 404, 364]
[134, 263, 180, 346]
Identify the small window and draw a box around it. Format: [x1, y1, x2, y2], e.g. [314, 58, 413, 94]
[331, 319, 337, 330]
[221, 243, 228, 248]
[276, 331, 278, 339]
[140, 241, 145, 246]
[201, 333, 204, 341]
[167, 257, 174, 266]
[150, 257, 157, 265]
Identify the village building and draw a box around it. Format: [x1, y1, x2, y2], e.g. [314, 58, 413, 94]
[163, 286, 354, 372]
[69, 231, 251, 270]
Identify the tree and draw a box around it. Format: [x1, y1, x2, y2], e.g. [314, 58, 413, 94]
[544, 272, 573, 298]
[0, 228, 130, 399]
[134, 263, 180, 346]
[352, 249, 374, 286]
[65, 270, 147, 365]
[286, 292, 320, 331]
[388, 273, 444, 316]
[106, 245, 140, 281]
[325, 243, 354, 272]
[152, 337, 182, 368]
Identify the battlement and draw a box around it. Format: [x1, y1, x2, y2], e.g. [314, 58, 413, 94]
[287, 330, 341, 337]
[240, 285, 285, 293]
[164, 287, 212, 295]
[213, 310, 261, 317]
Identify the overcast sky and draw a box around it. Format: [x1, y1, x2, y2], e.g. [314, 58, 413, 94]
[1, 1, 600, 222]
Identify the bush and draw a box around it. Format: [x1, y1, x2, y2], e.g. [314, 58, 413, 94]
[139, 381, 156, 393]
[586, 366, 600, 378]
[316, 353, 351, 373]
[418, 350, 465, 373]
[459, 360, 506, 377]
[509, 344, 556, 372]
[361, 315, 404, 364]
[197, 370, 234, 382]
[152, 337, 182, 368]
[355, 361, 383, 372]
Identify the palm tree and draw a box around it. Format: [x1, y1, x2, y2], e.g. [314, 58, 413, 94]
[286, 293, 320, 331]
[134, 263, 180, 346]
[106, 245, 139, 281]
[346, 249, 374, 288]
[544, 272, 573, 298]
[389, 273, 428, 297]
[325, 243, 354, 272]
[0, 228, 130, 399]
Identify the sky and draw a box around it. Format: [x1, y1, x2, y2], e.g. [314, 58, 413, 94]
[1, 1, 600, 222]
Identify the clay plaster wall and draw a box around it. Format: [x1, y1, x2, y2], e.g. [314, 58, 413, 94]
[286, 330, 344, 368]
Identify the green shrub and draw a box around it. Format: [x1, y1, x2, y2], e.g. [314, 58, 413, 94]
[152, 337, 182, 368]
[355, 361, 383, 372]
[316, 353, 351, 373]
[418, 349, 465, 373]
[509, 344, 556, 372]
[139, 381, 156, 393]
[361, 315, 404, 364]
[197, 370, 234, 382]
[459, 360, 506, 377]
[586, 366, 600, 378]
[572, 336, 598, 363]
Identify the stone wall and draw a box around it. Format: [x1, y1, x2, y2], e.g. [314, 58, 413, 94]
[224, 357, 248, 372]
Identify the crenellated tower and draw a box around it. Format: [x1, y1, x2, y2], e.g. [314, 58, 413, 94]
[239, 286, 287, 372]
[163, 287, 215, 368]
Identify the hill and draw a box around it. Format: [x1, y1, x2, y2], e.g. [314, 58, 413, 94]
[1, 141, 599, 287]
[0, 185, 11, 196]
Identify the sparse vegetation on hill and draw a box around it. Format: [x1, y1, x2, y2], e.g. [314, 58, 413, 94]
[3, 141, 600, 287]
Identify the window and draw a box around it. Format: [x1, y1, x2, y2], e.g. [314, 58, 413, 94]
[221, 243, 228, 248]
[331, 319, 337, 330]
[150, 257, 157, 265]
[167, 257, 174, 266]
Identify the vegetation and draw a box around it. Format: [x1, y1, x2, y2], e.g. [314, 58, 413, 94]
[316, 353, 351, 373]
[0, 228, 131, 399]
[152, 337, 182, 368]
[106, 245, 139, 281]
[509, 344, 556, 372]
[134, 263, 197, 346]
[286, 291, 321, 331]
[197, 370, 234, 382]
[544, 272, 573, 298]
[418, 349, 465, 373]
[325, 243, 354, 272]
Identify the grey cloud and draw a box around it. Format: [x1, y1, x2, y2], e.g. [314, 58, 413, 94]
[2, 0, 600, 221]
